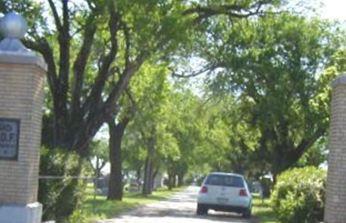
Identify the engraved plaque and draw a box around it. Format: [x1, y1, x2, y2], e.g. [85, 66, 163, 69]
[0, 118, 20, 160]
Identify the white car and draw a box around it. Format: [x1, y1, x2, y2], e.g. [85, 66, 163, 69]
[196, 172, 252, 218]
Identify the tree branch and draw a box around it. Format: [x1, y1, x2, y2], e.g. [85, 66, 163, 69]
[71, 14, 97, 118]
[23, 37, 67, 146]
[47, 0, 62, 32]
[74, 52, 146, 154]
[183, 0, 271, 22]
[171, 63, 222, 78]
[57, 0, 70, 118]
[23, 38, 59, 95]
[82, 1, 120, 114]
[125, 89, 137, 114]
[104, 54, 146, 111]
[122, 21, 131, 71]
[290, 127, 326, 163]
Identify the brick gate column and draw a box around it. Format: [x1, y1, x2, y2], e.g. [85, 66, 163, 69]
[0, 12, 46, 223]
[325, 74, 346, 223]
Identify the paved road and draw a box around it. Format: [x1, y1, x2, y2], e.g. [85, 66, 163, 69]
[98, 186, 256, 223]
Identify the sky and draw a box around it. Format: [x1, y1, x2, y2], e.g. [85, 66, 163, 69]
[320, 0, 346, 21]
[33, 0, 346, 21]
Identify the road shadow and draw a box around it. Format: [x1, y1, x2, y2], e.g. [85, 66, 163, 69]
[203, 211, 258, 223]
[123, 203, 255, 223]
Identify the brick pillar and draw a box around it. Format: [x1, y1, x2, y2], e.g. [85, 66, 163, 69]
[325, 74, 346, 223]
[0, 13, 46, 223]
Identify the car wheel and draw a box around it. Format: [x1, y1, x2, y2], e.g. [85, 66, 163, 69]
[242, 208, 251, 218]
[196, 203, 208, 215]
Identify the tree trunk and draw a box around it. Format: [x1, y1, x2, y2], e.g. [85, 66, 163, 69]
[142, 157, 150, 195]
[151, 168, 159, 191]
[142, 136, 155, 195]
[178, 173, 184, 187]
[136, 167, 141, 182]
[96, 157, 100, 177]
[172, 174, 177, 188]
[92, 157, 106, 178]
[107, 119, 128, 200]
[136, 167, 142, 191]
[168, 173, 174, 190]
[142, 155, 154, 195]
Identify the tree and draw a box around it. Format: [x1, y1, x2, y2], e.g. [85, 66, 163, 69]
[102, 1, 282, 199]
[0, 0, 191, 156]
[89, 140, 109, 178]
[200, 13, 345, 179]
[132, 65, 174, 195]
[0, 0, 276, 154]
[107, 92, 136, 200]
[165, 88, 202, 187]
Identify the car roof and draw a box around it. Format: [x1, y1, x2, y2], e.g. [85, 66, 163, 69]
[208, 172, 244, 178]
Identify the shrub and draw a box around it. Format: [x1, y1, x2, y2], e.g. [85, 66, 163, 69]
[39, 147, 89, 222]
[271, 166, 326, 223]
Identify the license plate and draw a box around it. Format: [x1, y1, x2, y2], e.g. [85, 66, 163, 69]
[217, 197, 228, 203]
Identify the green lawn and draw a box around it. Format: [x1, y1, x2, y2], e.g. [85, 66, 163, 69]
[252, 194, 278, 223]
[79, 186, 185, 223]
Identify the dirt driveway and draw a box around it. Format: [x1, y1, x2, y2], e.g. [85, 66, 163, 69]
[98, 186, 256, 223]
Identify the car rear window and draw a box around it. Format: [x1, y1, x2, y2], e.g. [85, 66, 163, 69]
[205, 175, 244, 187]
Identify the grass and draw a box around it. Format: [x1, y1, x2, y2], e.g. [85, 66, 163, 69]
[80, 186, 185, 223]
[252, 194, 278, 223]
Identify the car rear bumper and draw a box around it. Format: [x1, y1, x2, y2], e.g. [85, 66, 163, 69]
[197, 194, 251, 208]
[198, 203, 249, 214]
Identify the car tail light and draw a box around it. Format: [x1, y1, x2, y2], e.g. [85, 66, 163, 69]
[200, 186, 208, 193]
[239, 188, 248, 197]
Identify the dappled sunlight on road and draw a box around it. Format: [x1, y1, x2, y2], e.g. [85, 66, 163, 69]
[98, 186, 254, 223]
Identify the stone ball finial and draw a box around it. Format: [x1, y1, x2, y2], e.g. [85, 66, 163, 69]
[0, 12, 28, 39]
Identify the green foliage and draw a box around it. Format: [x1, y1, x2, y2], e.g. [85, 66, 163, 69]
[68, 209, 87, 223]
[89, 140, 109, 162]
[271, 167, 326, 223]
[123, 63, 217, 187]
[297, 137, 328, 167]
[123, 63, 173, 164]
[39, 147, 89, 222]
[198, 11, 345, 177]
